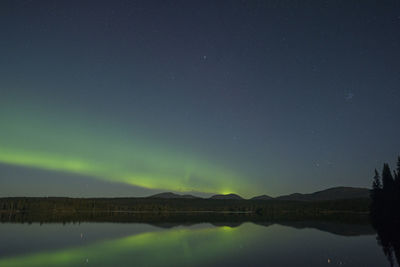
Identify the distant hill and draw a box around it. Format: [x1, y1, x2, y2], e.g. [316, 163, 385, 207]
[147, 192, 200, 199]
[275, 187, 370, 201]
[251, 195, 273, 200]
[210, 194, 243, 200]
[146, 187, 369, 201]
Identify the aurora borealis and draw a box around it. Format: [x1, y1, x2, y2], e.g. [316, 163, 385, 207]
[0, 102, 250, 195]
[1, 1, 400, 197]
[0, 222, 387, 267]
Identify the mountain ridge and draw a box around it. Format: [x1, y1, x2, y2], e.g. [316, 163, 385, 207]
[146, 186, 370, 201]
[275, 187, 370, 201]
[147, 192, 200, 199]
[209, 193, 243, 200]
[251, 194, 273, 200]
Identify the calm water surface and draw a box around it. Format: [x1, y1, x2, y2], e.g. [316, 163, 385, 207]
[0, 222, 391, 267]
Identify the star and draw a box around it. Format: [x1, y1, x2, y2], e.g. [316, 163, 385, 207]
[345, 91, 354, 101]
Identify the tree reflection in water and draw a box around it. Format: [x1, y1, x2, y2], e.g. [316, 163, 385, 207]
[372, 218, 400, 266]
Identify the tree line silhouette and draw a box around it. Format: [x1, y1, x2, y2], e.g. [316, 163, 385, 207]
[370, 156, 400, 267]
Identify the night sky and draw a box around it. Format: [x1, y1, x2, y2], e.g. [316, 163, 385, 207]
[1, 0, 399, 198]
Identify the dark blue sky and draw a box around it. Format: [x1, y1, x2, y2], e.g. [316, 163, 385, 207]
[1, 0, 399, 197]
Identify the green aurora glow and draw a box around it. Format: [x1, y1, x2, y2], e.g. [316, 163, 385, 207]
[0, 105, 256, 196]
[0, 223, 265, 267]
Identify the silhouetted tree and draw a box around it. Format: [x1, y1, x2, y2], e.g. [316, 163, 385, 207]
[370, 157, 400, 267]
[382, 163, 395, 190]
[397, 157, 400, 176]
[370, 169, 383, 222]
[396, 157, 400, 197]
[372, 169, 382, 195]
[396, 157, 400, 222]
[382, 163, 397, 218]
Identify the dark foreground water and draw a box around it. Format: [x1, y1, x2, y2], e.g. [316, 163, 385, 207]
[0, 221, 394, 267]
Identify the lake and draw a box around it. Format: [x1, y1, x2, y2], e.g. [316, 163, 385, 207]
[0, 221, 393, 267]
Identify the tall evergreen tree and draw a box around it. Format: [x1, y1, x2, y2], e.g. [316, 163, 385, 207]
[397, 156, 400, 174]
[395, 157, 400, 218]
[395, 156, 400, 186]
[371, 168, 383, 220]
[382, 163, 395, 191]
[370, 157, 400, 267]
[371, 168, 382, 200]
[373, 169, 382, 189]
[381, 163, 396, 219]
